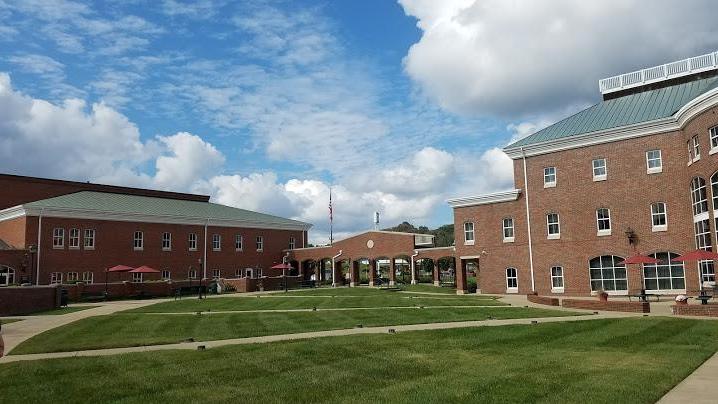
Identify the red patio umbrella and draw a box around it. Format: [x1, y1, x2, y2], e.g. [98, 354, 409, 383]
[271, 263, 293, 292]
[104, 265, 135, 297]
[672, 250, 718, 292]
[618, 254, 661, 265]
[128, 266, 160, 296]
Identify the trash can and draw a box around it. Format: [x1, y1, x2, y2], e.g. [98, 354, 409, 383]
[60, 289, 69, 307]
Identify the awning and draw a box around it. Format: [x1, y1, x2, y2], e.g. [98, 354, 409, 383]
[271, 263, 292, 270]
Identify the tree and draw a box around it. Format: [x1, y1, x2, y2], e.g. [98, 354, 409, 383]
[382, 222, 454, 247]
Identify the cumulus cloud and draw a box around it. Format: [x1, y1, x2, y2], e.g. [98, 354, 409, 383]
[400, 0, 718, 118]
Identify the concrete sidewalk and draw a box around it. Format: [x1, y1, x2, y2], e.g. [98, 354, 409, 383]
[0, 311, 631, 363]
[657, 353, 718, 403]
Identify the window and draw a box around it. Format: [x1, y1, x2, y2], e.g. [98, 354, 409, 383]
[589, 255, 627, 293]
[710, 126, 718, 152]
[52, 228, 64, 248]
[162, 232, 172, 251]
[694, 218, 715, 284]
[0, 265, 15, 286]
[464, 222, 475, 245]
[646, 150, 662, 174]
[50, 272, 62, 284]
[502, 218, 514, 242]
[212, 269, 221, 279]
[505, 268, 518, 292]
[543, 166, 556, 187]
[133, 231, 143, 250]
[691, 135, 701, 162]
[596, 208, 611, 236]
[161, 270, 171, 280]
[691, 177, 709, 217]
[235, 234, 243, 251]
[651, 202, 668, 231]
[592, 158, 607, 181]
[235, 268, 243, 278]
[188, 233, 197, 251]
[188, 269, 198, 280]
[67, 272, 78, 282]
[546, 213, 560, 239]
[289, 237, 296, 249]
[132, 272, 143, 283]
[212, 234, 221, 251]
[82, 271, 94, 284]
[551, 266, 564, 291]
[256, 236, 264, 251]
[643, 252, 685, 291]
[712, 172, 718, 212]
[69, 228, 80, 249]
[84, 229, 95, 249]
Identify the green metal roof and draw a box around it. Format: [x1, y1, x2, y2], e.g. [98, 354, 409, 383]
[24, 191, 310, 229]
[507, 76, 718, 148]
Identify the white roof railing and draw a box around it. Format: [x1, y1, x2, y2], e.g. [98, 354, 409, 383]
[599, 51, 718, 94]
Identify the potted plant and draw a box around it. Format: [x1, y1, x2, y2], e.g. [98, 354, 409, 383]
[675, 295, 689, 305]
[597, 289, 609, 302]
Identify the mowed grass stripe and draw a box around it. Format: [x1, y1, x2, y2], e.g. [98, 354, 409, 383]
[11, 307, 576, 354]
[2, 318, 717, 403]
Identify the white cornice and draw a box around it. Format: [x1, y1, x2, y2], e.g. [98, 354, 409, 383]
[0, 205, 312, 232]
[504, 86, 718, 159]
[446, 189, 521, 208]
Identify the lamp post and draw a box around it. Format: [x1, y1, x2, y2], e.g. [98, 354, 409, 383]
[27, 245, 37, 285]
[198, 258, 204, 299]
[283, 255, 289, 293]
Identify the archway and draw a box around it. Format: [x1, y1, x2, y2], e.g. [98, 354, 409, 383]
[415, 258, 434, 283]
[375, 257, 391, 285]
[393, 255, 410, 284]
[437, 257, 456, 286]
[355, 258, 371, 285]
[0, 265, 15, 286]
[317, 258, 333, 285]
[289, 260, 299, 277]
[301, 259, 317, 281]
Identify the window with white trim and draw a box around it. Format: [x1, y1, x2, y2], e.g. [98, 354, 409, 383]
[691, 177, 709, 216]
[289, 237, 296, 249]
[695, 218, 715, 283]
[543, 166, 556, 187]
[505, 267, 518, 291]
[50, 272, 62, 284]
[646, 149, 662, 174]
[188, 269, 198, 280]
[133, 231, 143, 250]
[235, 234, 243, 251]
[546, 213, 560, 239]
[651, 202, 667, 231]
[132, 272, 143, 283]
[596, 208, 611, 236]
[67, 272, 78, 282]
[551, 266, 564, 291]
[162, 232, 172, 251]
[256, 236, 264, 251]
[592, 158, 607, 181]
[711, 172, 718, 212]
[188, 233, 197, 251]
[82, 271, 93, 284]
[212, 269, 221, 279]
[84, 229, 95, 249]
[235, 268, 243, 278]
[710, 126, 718, 152]
[161, 270, 171, 280]
[691, 135, 701, 162]
[464, 222, 475, 244]
[212, 234, 221, 251]
[69, 228, 80, 249]
[502, 217, 514, 242]
[589, 255, 627, 292]
[52, 228, 64, 249]
[643, 252, 685, 291]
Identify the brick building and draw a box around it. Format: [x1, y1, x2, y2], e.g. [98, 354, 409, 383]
[0, 174, 310, 286]
[449, 52, 718, 296]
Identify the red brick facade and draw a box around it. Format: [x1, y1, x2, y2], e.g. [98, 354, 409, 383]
[452, 106, 718, 296]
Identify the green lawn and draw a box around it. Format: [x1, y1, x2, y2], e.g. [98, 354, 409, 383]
[20, 305, 100, 316]
[2, 318, 716, 403]
[396, 283, 458, 294]
[11, 306, 577, 354]
[130, 293, 503, 313]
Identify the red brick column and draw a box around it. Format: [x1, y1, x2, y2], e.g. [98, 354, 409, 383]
[389, 258, 397, 286]
[350, 260, 360, 287]
[369, 259, 377, 286]
[456, 259, 468, 295]
[627, 264, 644, 295]
[332, 260, 342, 287]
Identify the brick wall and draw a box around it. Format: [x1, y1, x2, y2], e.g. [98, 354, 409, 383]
[671, 304, 718, 317]
[0, 285, 60, 315]
[561, 298, 650, 313]
[527, 294, 560, 306]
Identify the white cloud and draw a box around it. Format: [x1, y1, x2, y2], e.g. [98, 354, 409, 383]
[400, 0, 718, 118]
[155, 132, 225, 190]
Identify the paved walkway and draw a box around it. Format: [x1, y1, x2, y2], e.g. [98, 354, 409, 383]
[0, 311, 631, 363]
[657, 352, 718, 403]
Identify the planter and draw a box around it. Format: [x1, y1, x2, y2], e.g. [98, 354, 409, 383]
[598, 292, 609, 302]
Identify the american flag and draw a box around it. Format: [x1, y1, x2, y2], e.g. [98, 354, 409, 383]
[329, 187, 333, 244]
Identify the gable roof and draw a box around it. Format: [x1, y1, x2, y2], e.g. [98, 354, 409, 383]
[506, 76, 718, 150]
[6, 191, 311, 231]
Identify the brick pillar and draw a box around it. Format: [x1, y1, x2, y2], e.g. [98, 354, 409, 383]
[332, 260, 343, 287]
[350, 260, 360, 287]
[433, 259, 440, 286]
[627, 264, 644, 295]
[389, 258, 397, 286]
[456, 259, 468, 295]
[369, 259, 377, 286]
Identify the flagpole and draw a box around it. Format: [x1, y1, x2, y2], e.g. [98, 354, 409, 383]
[329, 187, 333, 245]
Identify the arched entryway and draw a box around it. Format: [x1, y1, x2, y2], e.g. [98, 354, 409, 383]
[415, 258, 434, 283]
[0, 265, 15, 286]
[437, 257, 456, 286]
[393, 255, 411, 284]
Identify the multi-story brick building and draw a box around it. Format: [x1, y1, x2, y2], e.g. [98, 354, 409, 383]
[0, 174, 311, 286]
[449, 52, 718, 296]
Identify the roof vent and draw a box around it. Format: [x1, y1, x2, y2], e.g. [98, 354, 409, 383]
[599, 51, 718, 95]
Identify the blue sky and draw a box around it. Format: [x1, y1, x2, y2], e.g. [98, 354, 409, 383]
[1, 0, 716, 243]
